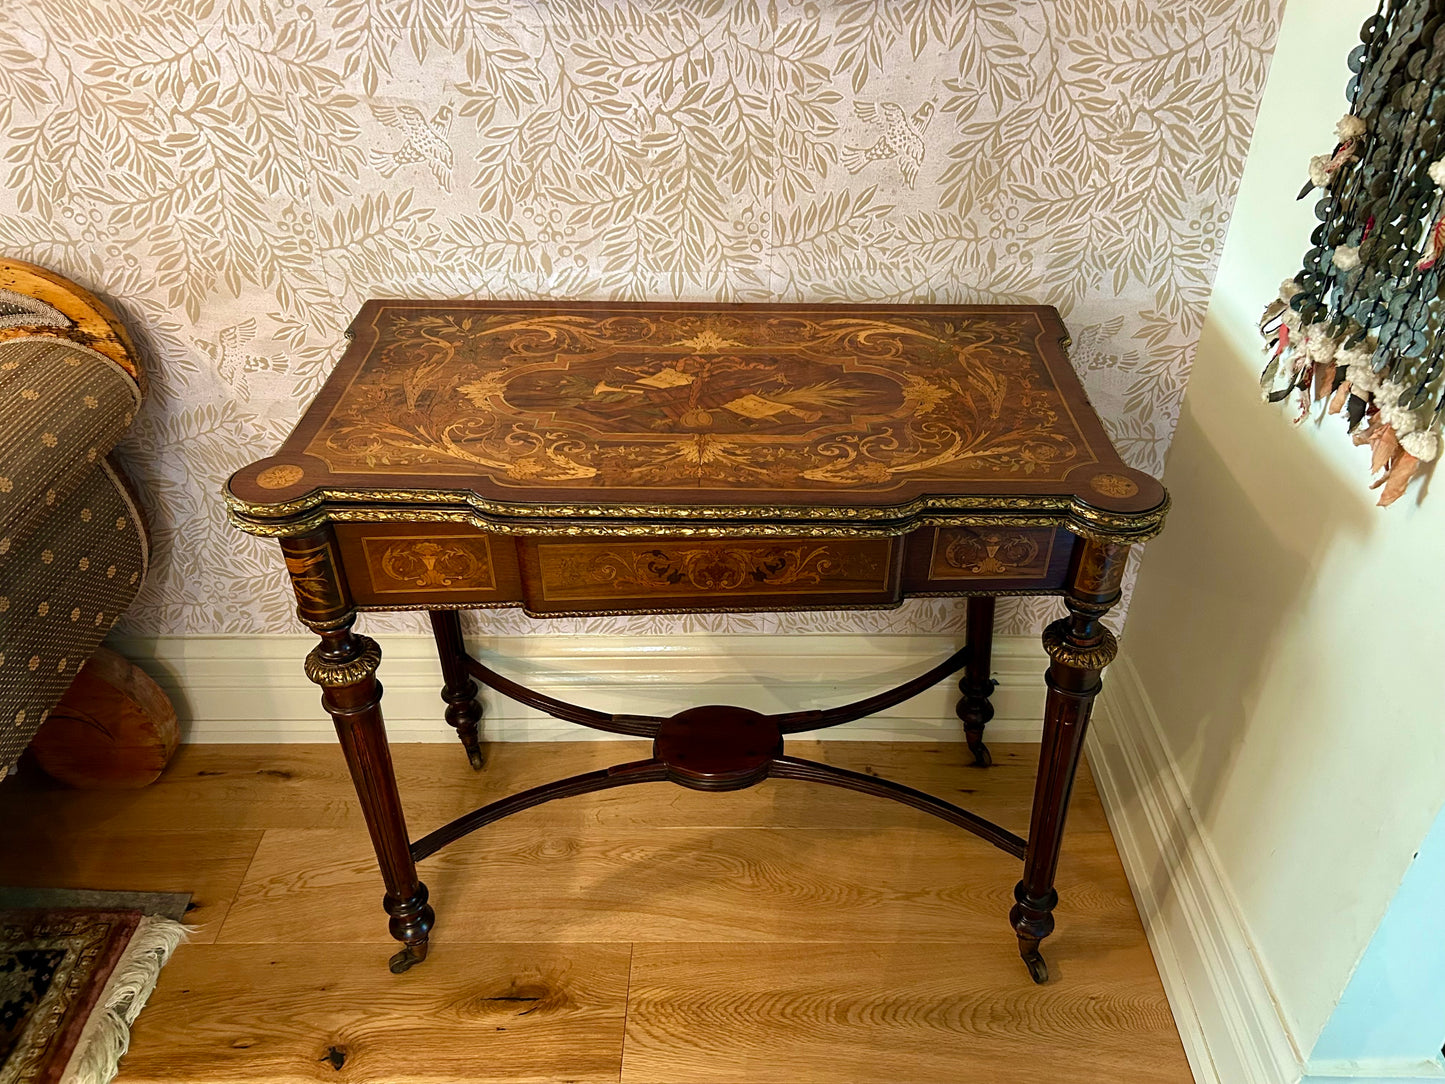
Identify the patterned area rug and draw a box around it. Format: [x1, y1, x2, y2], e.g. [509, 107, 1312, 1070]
[0, 891, 188, 1084]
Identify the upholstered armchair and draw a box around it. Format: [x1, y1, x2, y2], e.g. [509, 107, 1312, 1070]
[0, 258, 149, 774]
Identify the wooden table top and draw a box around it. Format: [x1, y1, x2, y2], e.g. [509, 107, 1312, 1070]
[227, 302, 1166, 542]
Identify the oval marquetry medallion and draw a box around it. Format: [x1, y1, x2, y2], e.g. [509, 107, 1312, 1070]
[256, 463, 305, 489]
[1088, 472, 1138, 498]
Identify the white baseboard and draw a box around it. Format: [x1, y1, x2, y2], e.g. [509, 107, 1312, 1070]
[1088, 655, 1303, 1084]
[1301, 1059, 1445, 1083]
[106, 632, 1050, 745]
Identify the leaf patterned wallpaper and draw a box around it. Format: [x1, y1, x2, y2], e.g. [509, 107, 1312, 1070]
[0, 0, 1282, 639]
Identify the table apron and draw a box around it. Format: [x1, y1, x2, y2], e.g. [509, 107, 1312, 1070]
[332, 522, 1077, 613]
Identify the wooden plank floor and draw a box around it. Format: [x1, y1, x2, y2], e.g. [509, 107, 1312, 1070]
[0, 741, 1191, 1084]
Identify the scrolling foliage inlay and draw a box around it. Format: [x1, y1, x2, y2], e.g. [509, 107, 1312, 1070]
[306, 308, 1096, 492]
[367, 537, 495, 591]
[536, 538, 894, 601]
[934, 527, 1053, 578]
[580, 544, 843, 592]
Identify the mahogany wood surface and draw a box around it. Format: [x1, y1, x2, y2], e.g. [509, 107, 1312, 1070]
[224, 301, 1168, 988]
[228, 302, 1164, 517]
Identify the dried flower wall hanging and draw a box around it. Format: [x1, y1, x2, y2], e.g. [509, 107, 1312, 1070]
[1260, 0, 1445, 505]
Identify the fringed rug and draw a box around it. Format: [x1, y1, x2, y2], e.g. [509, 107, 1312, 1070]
[0, 890, 189, 1084]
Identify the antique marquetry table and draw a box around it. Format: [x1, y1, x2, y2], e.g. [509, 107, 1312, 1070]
[226, 301, 1168, 982]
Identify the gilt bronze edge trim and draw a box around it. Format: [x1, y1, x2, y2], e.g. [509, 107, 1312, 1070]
[225, 491, 1167, 545]
[356, 600, 916, 619]
[349, 588, 1062, 618]
[225, 486, 1082, 522]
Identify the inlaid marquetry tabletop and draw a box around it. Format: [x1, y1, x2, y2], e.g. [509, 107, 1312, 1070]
[227, 302, 1165, 539]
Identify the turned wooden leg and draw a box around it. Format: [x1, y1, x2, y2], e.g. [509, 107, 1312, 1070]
[308, 623, 434, 973]
[1010, 540, 1128, 983]
[281, 528, 433, 973]
[429, 610, 485, 771]
[956, 596, 998, 767]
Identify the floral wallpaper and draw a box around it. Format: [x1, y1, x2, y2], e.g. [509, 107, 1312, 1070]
[0, 0, 1282, 639]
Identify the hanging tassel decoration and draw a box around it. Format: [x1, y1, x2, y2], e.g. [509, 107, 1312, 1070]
[1261, 18, 1445, 509]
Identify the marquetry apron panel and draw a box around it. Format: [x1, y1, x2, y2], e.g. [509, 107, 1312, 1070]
[334, 524, 523, 607]
[903, 527, 1072, 593]
[519, 537, 902, 615]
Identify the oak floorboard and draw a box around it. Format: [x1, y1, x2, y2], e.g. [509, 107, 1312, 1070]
[115, 942, 632, 1084]
[218, 822, 1134, 951]
[0, 827, 261, 941]
[0, 741, 1106, 835]
[621, 941, 1191, 1084]
[0, 743, 1190, 1083]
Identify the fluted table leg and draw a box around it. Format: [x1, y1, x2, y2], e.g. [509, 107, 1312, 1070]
[1010, 539, 1128, 983]
[282, 528, 433, 972]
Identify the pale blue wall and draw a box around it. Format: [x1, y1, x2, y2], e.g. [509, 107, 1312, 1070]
[1302, 801, 1445, 1082]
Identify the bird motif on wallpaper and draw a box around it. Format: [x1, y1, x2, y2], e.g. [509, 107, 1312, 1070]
[842, 101, 936, 188]
[195, 319, 288, 397]
[368, 103, 455, 190]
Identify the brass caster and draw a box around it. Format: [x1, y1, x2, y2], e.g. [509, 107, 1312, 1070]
[1022, 950, 1049, 984]
[969, 741, 993, 768]
[465, 744, 486, 772]
[389, 942, 429, 974]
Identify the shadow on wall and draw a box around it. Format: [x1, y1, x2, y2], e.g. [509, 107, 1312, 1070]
[1124, 309, 1374, 908]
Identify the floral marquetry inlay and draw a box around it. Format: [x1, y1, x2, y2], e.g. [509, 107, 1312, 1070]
[302, 304, 1099, 497]
[279, 535, 350, 629]
[256, 464, 304, 490]
[1088, 473, 1139, 499]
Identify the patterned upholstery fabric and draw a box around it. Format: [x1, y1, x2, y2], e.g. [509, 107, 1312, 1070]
[0, 262, 148, 775]
[0, 338, 140, 549]
[0, 459, 147, 771]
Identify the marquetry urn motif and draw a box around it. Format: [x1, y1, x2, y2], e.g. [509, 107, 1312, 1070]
[927, 527, 1055, 581]
[362, 536, 496, 594]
